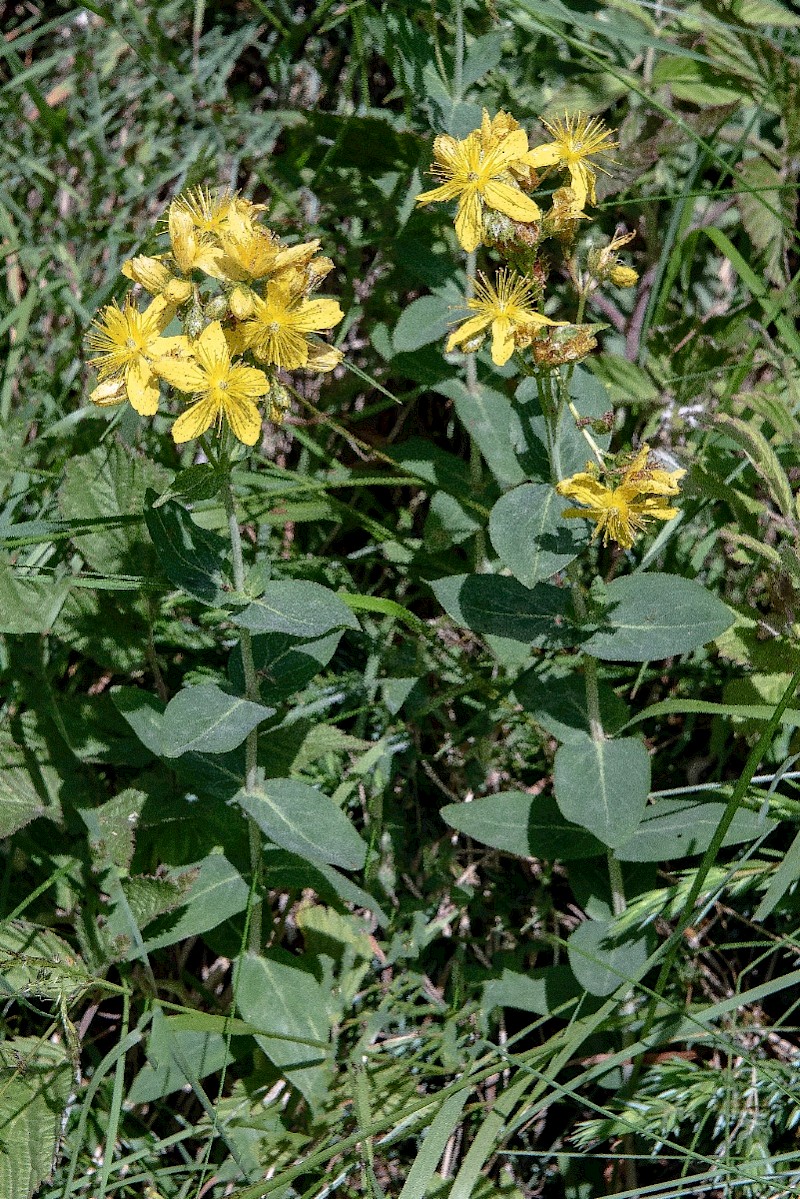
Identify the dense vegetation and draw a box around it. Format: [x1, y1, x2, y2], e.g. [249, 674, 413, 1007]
[2, 2, 800, 1197]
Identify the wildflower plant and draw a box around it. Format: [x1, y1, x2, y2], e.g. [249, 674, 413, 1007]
[415, 108, 735, 999]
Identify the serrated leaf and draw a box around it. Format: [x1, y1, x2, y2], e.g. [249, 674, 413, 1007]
[237, 779, 367, 870]
[432, 573, 577, 647]
[489, 483, 587, 587]
[230, 581, 359, 639]
[441, 792, 604, 860]
[554, 734, 651, 848]
[0, 566, 70, 635]
[0, 1037, 73, 1199]
[0, 922, 90, 1002]
[584, 574, 734, 662]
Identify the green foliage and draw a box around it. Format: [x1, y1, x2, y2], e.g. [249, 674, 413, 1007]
[1, 1, 800, 1197]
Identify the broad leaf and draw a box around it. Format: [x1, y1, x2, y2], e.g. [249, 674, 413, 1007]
[0, 566, 70, 635]
[436, 378, 526, 489]
[159, 684, 274, 758]
[128, 1008, 235, 1104]
[432, 573, 577, 647]
[142, 855, 250, 952]
[0, 922, 91, 1002]
[237, 779, 367, 870]
[231, 581, 360, 640]
[489, 483, 587, 588]
[236, 951, 330, 1109]
[441, 792, 604, 860]
[567, 918, 650, 997]
[514, 668, 629, 743]
[554, 734, 650, 848]
[482, 966, 582, 1017]
[616, 797, 775, 862]
[0, 1038, 73, 1199]
[144, 491, 232, 606]
[584, 574, 734, 662]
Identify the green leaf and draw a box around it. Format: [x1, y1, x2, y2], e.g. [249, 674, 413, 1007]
[554, 735, 651, 849]
[489, 483, 587, 587]
[144, 490, 232, 606]
[0, 566, 70, 635]
[159, 684, 274, 758]
[142, 854, 250, 952]
[432, 573, 576, 647]
[584, 574, 734, 662]
[0, 922, 91, 1002]
[514, 668, 629, 743]
[482, 966, 582, 1017]
[128, 1008, 235, 1104]
[616, 798, 775, 862]
[512, 369, 612, 482]
[0, 763, 48, 839]
[236, 951, 330, 1109]
[237, 779, 367, 870]
[229, 631, 342, 704]
[153, 464, 225, 507]
[111, 687, 164, 756]
[567, 918, 650, 997]
[231, 581, 360, 639]
[436, 378, 526, 489]
[440, 792, 604, 860]
[425, 491, 480, 550]
[0, 1037, 73, 1199]
[393, 285, 462, 352]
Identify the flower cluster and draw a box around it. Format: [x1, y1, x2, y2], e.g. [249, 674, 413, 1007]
[416, 109, 637, 372]
[86, 187, 343, 446]
[556, 446, 686, 549]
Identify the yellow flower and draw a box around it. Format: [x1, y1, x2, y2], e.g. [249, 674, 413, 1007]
[556, 445, 686, 549]
[86, 295, 180, 415]
[241, 280, 343, 370]
[523, 113, 617, 213]
[416, 128, 541, 252]
[121, 255, 193, 305]
[152, 321, 270, 446]
[446, 270, 566, 366]
[168, 204, 226, 278]
[171, 186, 265, 236]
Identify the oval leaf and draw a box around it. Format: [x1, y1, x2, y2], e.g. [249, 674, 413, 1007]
[161, 684, 274, 758]
[584, 574, 734, 662]
[616, 797, 775, 862]
[231, 580, 359, 639]
[554, 734, 650, 849]
[237, 778, 367, 870]
[441, 792, 604, 860]
[567, 917, 650, 997]
[489, 483, 587, 588]
[432, 573, 577, 647]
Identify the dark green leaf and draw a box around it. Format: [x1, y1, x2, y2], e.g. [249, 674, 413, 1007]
[584, 574, 734, 662]
[160, 684, 274, 758]
[514, 668, 629, 742]
[616, 798, 776, 862]
[441, 792, 604, 860]
[144, 490, 232, 606]
[237, 779, 367, 871]
[432, 573, 577, 646]
[231, 581, 360, 639]
[489, 483, 587, 587]
[567, 918, 650, 997]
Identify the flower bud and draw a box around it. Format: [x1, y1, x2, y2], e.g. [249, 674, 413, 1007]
[204, 294, 228, 320]
[609, 265, 638, 288]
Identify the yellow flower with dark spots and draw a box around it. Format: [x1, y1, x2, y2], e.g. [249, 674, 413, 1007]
[241, 280, 343, 370]
[86, 295, 181, 415]
[523, 113, 617, 213]
[416, 128, 541, 252]
[152, 321, 270, 446]
[446, 270, 566, 366]
[556, 445, 685, 549]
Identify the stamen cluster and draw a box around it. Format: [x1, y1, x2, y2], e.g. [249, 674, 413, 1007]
[86, 187, 343, 446]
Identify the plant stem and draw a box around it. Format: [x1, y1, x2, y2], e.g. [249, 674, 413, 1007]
[465, 248, 487, 570]
[222, 464, 262, 954]
[453, 0, 465, 101]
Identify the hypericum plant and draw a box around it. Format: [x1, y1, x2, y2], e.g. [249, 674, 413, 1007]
[84, 187, 366, 971]
[415, 109, 740, 1012]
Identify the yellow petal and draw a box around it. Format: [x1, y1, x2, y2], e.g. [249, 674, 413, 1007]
[224, 394, 262, 446]
[446, 313, 491, 351]
[432, 133, 461, 169]
[125, 359, 160, 415]
[90, 379, 127, 407]
[294, 298, 343, 333]
[567, 164, 590, 210]
[521, 143, 561, 169]
[229, 364, 270, 398]
[230, 286, 255, 320]
[153, 357, 206, 392]
[454, 190, 483, 252]
[485, 128, 530, 170]
[122, 255, 172, 293]
[304, 343, 342, 373]
[416, 181, 463, 206]
[482, 180, 541, 223]
[196, 320, 229, 364]
[171, 396, 217, 443]
[490, 317, 514, 366]
[556, 475, 611, 506]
